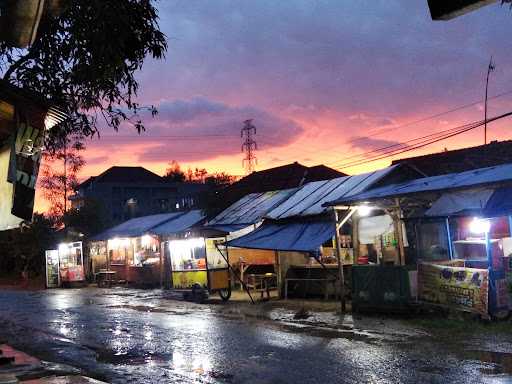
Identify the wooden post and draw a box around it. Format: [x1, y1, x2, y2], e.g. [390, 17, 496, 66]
[275, 250, 282, 298]
[159, 239, 164, 289]
[394, 198, 406, 266]
[333, 207, 356, 313]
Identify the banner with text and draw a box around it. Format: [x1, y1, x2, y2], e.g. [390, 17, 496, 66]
[418, 262, 489, 316]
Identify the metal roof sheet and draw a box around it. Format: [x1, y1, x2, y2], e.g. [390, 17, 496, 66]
[325, 162, 512, 207]
[151, 210, 205, 235]
[92, 211, 199, 240]
[267, 165, 399, 219]
[207, 189, 296, 226]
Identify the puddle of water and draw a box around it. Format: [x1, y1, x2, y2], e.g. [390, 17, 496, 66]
[95, 349, 170, 366]
[466, 350, 512, 375]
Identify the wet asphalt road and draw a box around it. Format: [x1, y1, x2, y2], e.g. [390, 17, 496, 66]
[0, 288, 511, 384]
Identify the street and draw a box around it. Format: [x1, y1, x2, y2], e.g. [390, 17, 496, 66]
[0, 288, 511, 384]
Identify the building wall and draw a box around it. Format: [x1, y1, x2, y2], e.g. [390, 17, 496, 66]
[75, 181, 206, 224]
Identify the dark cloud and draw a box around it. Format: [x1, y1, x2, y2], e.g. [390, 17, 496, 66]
[94, 98, 305, 163]
[139, 1, 511, 121]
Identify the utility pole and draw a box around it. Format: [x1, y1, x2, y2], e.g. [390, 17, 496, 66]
[484, 56, 495, 145]
[241, 119, 257, 174]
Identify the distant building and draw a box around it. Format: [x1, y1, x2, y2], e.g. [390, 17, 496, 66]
[70, 166, 210, 223]
[213, 162, 346, 214]
[391, 140, 512, 176]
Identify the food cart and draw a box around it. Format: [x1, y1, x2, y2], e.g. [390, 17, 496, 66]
[45, 241, 85, 288]
[164, 236, 231, 302]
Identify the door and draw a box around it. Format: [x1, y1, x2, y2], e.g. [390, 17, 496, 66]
[45, 250, 60, 288]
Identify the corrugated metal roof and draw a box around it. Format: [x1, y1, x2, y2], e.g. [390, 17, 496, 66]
[325, 162, 512, 206]
[267, 165, 400, 219]
[207, 189, 296, 226]
[151, 210, 204, 235]
[92, 211, 194, 240]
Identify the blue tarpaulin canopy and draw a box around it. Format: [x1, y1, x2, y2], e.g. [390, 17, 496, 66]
[425, 186, 512, 218]
[227, 220, 335, 253]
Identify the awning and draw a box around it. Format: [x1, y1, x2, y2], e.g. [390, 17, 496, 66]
[425, 188, 494, 217]
[425, 186, 512, 218]
[227, 220, 334, 253]
[484, 186, 512, 218]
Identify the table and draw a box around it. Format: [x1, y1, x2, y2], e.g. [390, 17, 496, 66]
[246, 273, 277, 299]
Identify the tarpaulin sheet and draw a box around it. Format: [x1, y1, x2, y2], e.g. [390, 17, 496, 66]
[425, 186, 512, 218]
[227, 220, 334, 252]
[483, 186, 512, 218]
[425, 188, 494, 217]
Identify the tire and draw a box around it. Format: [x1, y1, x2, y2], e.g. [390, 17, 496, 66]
[219, 286, 231, 301]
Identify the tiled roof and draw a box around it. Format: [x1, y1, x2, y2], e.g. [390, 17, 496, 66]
[392, 140, 512, 176]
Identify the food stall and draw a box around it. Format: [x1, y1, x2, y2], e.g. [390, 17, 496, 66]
[327, 164, 512, 317]
[45, 241, 85, 288]
[106, 234, 161, 286]
[164, 235, 231, 302]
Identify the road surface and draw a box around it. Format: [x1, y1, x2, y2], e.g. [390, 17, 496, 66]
[0, 288, 510, 383]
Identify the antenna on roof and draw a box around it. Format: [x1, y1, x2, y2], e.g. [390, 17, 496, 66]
[241, 119, 257, 174]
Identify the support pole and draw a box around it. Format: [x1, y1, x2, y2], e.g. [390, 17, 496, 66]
[445, 218, 453, 260]
[215, 241, 255, 304]
[333, 207, 356, 313]
[394, 198, 406, 266]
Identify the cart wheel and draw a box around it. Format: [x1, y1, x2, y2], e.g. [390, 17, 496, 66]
[218, 287, 231, 302]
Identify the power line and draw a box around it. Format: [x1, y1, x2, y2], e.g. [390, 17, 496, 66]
[258, 89, 512, 165]
[331, 111, 512, 170]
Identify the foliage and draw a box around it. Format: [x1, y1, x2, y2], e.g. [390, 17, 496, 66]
[63, 198, 110, 238]
[39, 139, 85, 223]
[0, 0, 167, 150]
[205, 172, 237, 187]
[163, 160, 186, 182]
[0, 214, 56, 277]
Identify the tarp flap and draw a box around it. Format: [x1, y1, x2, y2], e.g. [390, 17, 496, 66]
[227, 220, 334, 252]
[484, 186, 512, 218]
[425, 188, 494, 217]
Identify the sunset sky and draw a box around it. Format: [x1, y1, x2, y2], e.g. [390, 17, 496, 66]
[36, 1, 512, 210]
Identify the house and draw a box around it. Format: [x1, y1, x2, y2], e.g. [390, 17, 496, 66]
[0, 80, 65, 231]
[391, 140, 512, 177]
[70, 166, 210, 224]
[213, 162, 345, 215]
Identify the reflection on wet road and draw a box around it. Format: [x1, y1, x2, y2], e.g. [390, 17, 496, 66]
[0, 288, 511, 383]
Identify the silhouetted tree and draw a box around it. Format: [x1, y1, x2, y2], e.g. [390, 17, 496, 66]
[64, 198, 110, 238]
[163, 160, 186, 182]
[0, 0, 167, 150]
[39, 139, 85, 224]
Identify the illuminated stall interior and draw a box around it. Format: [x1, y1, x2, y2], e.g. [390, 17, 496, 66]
[326, 163, 512, 316]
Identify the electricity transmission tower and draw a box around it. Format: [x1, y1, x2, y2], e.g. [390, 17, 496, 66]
[241, 119, 257, 174]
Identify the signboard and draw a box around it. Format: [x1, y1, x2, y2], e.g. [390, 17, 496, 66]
[418, 262, 489, 316]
